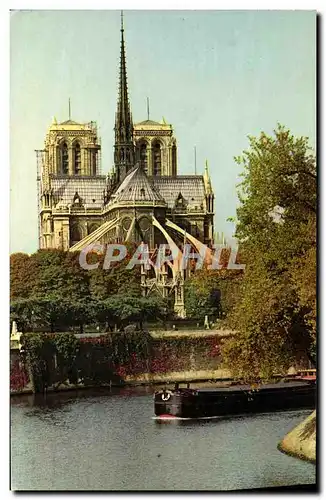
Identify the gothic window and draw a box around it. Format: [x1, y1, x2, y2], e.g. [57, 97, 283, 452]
[92, 152, 97, 176]
[88, 223, 100, 235]
[139, 143, 148, 173]
[61, 142, 69, 174]
[74, 143, 81, 175]
[172, 143, 177, 174]
[70, 224, 82, 244]
[153, 142, 162, 176]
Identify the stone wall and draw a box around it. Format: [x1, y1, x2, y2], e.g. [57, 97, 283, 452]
[10, 332, 227, 394]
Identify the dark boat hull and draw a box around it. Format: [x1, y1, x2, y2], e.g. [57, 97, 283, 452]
[154, 381, 316, 419]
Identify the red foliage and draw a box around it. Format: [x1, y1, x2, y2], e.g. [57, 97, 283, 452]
[10, 361, 29, 391]
[207, 338, 221, 357]
[79, 336, 109, 345]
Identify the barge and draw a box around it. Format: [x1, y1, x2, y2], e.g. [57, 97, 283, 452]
[154, 377, 316, 419]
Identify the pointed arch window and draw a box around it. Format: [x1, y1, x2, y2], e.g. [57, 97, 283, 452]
[74, 143, 81, 175]
[140, 143, 148, 173]
[172, 143, 177, 175]
[153, 142, 162, 176]
[70, 224, 82, 244]
[61, 142, 69, 174]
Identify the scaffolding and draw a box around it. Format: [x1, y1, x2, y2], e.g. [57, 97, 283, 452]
[35, 149, 45, 249]
[97, 134, 102, 175]
[86, 121, 102, 175]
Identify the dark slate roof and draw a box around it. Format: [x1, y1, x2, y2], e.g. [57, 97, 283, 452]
[151, 176, 206, 209]
[50, 176, 107, 208]
[112, 166, 166, 204]
[49, 173, 206, 211]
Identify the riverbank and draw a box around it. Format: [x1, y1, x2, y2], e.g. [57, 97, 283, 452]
[10, 368, 232, 395]
[278, 410, 316, 463]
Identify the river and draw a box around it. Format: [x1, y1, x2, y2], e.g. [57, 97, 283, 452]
[10, 387, 316, 491]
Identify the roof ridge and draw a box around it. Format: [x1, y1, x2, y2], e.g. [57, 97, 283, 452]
[112, 164, 165, 203]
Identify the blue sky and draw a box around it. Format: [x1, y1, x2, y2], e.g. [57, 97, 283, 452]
[10, 10, 316, 254]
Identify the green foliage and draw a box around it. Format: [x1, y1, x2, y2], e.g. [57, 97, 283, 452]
[88, 244, 141, 300]
[222, 125, 316, 380]
[10, 247, 146, 333]
[21, 333, 54, 392]
[52, 332, 79, 360]
[93, 294, 167, 331]
[10, 253, 33, 300]
[184, 269, 243, 321]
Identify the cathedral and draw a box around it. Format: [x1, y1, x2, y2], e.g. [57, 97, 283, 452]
[37, 14, 215, 316]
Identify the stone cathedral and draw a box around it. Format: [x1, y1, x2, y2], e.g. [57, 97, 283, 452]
[37, 14, 215, 316]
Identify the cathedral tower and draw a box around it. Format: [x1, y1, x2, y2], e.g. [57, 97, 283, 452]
[134, 118, 177, 176]
[114, 12, 135, 183]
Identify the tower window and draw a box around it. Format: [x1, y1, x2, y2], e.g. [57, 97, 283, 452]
[92, 151, 97, 176]
[153, 142, 161, 176]
[74, 143, 81, 175]
[61, 142, 69, 174]
[139, 143, 148, 173]
[172, 143, 177, 174]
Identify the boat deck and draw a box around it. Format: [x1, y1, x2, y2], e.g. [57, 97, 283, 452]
[195, 380, 313, 393]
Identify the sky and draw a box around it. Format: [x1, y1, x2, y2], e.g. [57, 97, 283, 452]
[10, 9, 316, 254]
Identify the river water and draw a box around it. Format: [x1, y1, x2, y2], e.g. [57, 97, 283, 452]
[11, 387, 316, 491]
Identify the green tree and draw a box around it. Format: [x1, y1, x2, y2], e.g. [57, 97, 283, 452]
[184, 268, 243, 321]
[88, 244, 141, 300]
[10, 253, 33, 300]
[222, 125, 316, 380]
[96, 294, 167, 331]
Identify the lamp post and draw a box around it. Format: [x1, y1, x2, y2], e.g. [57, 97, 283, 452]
[31, 310, 34, 333]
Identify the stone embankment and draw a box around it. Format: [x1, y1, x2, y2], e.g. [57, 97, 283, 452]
[10, 368, 233, 395]
[278, 410, 316, 463]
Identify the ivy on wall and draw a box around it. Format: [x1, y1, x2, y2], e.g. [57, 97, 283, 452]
[15, 332, 225, 393]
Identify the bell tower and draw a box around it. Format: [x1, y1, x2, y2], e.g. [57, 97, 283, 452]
[43, 117, 101, 177]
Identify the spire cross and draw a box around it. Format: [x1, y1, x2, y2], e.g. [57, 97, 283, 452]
[121, 10, 124, 31]
[68, 98, 71, 120]
[147, 97, 150, 120]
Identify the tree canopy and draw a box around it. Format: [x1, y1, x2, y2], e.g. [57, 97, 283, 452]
[221, 125, 316, 380]
[10, 248, 165, 333]
[184, 267, 243, 322]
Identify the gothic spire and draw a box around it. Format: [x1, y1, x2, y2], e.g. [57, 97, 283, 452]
[114, 11, 135, 183]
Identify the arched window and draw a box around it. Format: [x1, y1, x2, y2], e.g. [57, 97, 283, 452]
[70, 224, 82, 244]
[88, 223, 100, 235]
[74, 143, 81, 175]
[61, 142, 69, 174]
[92, 151, 97, 176]
[172, 144, 177, 175]
[153, 142, 161, 176]
[140, 143, 148, 173]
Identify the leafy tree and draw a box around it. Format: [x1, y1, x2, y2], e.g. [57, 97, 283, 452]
[95, 294, 167, 331]
[10, 253, 33, 300]
[222, 125, 316, 380]
[52, 332, 80, 384]
[184, 269, 243, 321]
[10, 298, 38, 333]
[88, 244, 141, 300]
